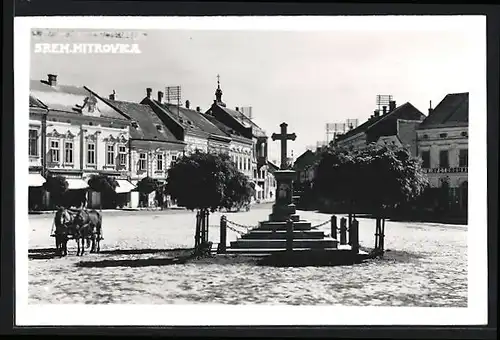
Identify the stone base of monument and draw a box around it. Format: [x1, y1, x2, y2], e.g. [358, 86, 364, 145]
[225, 218, 339, 255]
[257, 247, 370, 267]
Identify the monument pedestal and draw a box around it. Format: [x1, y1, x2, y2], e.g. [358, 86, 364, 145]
[269, 170, 298, 222]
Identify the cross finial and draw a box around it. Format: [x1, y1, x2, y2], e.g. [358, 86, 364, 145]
[271, 122, 297, 169]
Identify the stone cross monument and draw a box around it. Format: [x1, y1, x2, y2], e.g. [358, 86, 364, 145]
[269, 122, 299, 222]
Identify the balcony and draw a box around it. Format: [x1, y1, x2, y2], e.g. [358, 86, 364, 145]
[423, 167, 468, 174]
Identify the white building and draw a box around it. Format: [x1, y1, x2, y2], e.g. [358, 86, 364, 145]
[29, 74, 132, 210]
[416, 92, 469, 210]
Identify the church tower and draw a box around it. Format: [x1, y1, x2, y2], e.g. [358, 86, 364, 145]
[214, 74, 226, 107]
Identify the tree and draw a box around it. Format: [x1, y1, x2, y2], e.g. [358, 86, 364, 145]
[165, 150, 253, 254]
[43, 174, 69, 208]
[313, 143, 428, 254]
[88, 174, 118, 210]
[136, 176, 161, 207]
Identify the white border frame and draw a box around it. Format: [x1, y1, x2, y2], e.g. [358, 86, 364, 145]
[15, 15, 488, 326]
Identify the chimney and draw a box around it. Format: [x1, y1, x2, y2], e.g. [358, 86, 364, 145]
[428, 100, 433, 114]
[374, 110, 380, 117]
[146, 88, 152, 99]
[196, 106, 200, 112]
[47, 74, 57, 86]
[185, 100, 190, 109]
[109, 90, 116, 100]
[157, 91, 164, 103]
[389, 100, 396, 112]
[235, 107, 239, 112]
[382, 106, 387, 115]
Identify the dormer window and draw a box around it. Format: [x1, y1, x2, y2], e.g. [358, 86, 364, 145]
[131, 121, 139, 129]
[461, 131, 468, 137]
[439, 133, 448, 138]
[156, 124, 162, 131]
[422, 134, 429, 140]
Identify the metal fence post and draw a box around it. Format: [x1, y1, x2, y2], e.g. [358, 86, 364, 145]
[218, 215, 227, 254]
[351, 219, 359, 253]
[340, 217, 347, 245]
[195, 210, 200, 248]
[331, 215, 337, 239]
[286, 219, 294, 252]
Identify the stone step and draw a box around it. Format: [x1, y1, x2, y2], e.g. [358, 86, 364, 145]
[224, 248, 340, 255]
[230, 238, 338, 249]
[240, 230, 326, 239]
[258, 221, 312, 231]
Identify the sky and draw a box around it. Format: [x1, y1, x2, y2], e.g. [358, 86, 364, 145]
[30, 24, 481, 163]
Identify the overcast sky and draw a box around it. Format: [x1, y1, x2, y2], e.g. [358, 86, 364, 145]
[30, 25, 481, 163]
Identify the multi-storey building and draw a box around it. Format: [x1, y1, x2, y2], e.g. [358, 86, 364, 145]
[92, 90, 187, 207]
[416, 92, 468, 211]
[205, 80, 269, 198]
[29, 74, 132, 209]
[335, 100, 426, 156]
[28, 96, 49, 210]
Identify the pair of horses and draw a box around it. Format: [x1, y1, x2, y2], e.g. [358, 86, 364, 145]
[53, 207, 103, 256]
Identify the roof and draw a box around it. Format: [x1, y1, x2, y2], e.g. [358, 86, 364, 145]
[267, 161, 280, 173]
[158, 102, 227, 137]
[103, 99, 181, 143]
[215, 104, 267, 138]
[30, 79, 126, 120]
[418, 93, 469, 129]
[29, 95, 46, 109]
[337, 102, 424, 141]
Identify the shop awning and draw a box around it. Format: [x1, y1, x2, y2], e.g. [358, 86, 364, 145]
[115, 179, 136, 193]
[28, 173, 46, 187]
[67, 178, 89, 190]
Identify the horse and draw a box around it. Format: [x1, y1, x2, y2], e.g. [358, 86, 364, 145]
[53, 207, 80, 256]
[73, 209, 103, 256]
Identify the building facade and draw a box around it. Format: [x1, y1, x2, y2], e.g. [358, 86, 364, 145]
[29, 74, 132, 209]
[92, 90, 187, 208]
[416, 92, 469, 211]
[335, 100, 426, 156]
[205, 80, 269, 197]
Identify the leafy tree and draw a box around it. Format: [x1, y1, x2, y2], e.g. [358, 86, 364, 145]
[88, 174, 119, 210]
[313, 143, 427, 254]
[136, 176, 161, 207]
[165, 150, 252, 253]
[136, 176, 161, 195]
[43, 174, 69, 208]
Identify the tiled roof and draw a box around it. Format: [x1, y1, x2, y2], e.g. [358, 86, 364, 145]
[267, 161, 279, 173]
[200, 112, 247, 139]
[216, 104, 267, 138]
[419, 93, 469, 128]
[103, 99, 181, 143]
[29, 95, 46, 109]
[158, 102, 227, 137]
[30, 79, 126, 120]
[337, 102, 424, 141]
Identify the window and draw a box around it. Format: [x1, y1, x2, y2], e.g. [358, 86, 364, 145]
[118, 145, 127, 166]
[422, 134, 429, 140]
[138, 153, 147, 171]
[171, 155, 177, 161]
[50, 140, 59, 162]
[439, 133, 448, 138]
[461, 131, 468, 137]
[421, 150, 430, 169]
[439, 150, 449, 168]
[29, 129, 38, 156]
[87, 142, 96, 165]
[64, 141, 73, 164]
[106, 144, 115, 165]
[459, 149, 468, 167]
[157, 154, 163, 171]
